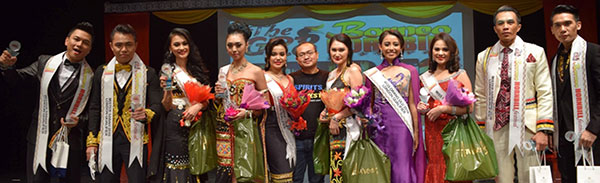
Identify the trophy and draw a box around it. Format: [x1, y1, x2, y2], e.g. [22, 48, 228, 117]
[161, 64, 175, 91]
[6, 40, 21, 57]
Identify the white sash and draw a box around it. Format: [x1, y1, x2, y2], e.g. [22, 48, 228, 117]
[264, 73, 296, 167]
[34, 52, 93, 174]
[485, 36, 527, 156]
[172, 64, 192, 105]
[419, 72, 446, 101]
[364, 67, 414, 139]
[551, 35, 589, 165]
[99, 53, 146, 173]
[218, 65, 232, 108]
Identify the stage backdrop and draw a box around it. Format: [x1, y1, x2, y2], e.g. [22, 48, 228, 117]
[217, 3, 474, 75]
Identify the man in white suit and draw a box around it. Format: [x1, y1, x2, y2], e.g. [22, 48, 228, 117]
[474, 5, 554, 183]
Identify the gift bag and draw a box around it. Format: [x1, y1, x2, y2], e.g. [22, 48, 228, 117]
[529, 151, 553, 183]
[50, 127, 69, 177]
[577, 149, 600, 183]
[313, 122, 330, 175]
[442, 115, 498, 181]
[189, 108, 217, 175]
[342, 128, 391, 183]
[234, 117, 265, 182]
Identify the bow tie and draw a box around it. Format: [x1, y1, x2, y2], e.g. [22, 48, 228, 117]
[115, 64, 131, 72]
[63, 60, 80, 68]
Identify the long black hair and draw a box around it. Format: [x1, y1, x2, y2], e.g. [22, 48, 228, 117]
[163, 28, 209, 84]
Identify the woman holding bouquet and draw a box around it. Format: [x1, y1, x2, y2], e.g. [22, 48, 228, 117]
[148, 28, 210, 183]
[417, 32, 472, 183]
[262, 38, 296, 182]
[362, 30, 426, 183]
[214, 22, 268, 183]
[318, 33, 363, 183]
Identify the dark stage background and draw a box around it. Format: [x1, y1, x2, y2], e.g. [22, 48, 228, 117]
[1, 0, 599, 181]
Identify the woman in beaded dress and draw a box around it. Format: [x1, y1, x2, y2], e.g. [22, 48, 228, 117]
[262, 38, 296, 183]
[214, 22, 268, 183]
[417, 33, 472, 183]
[363, 30, 426, 183]
[148, 28, 210, 183]
[318, 33, 363, 183]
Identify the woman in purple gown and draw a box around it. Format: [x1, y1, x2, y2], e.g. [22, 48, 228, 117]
[363, 30, 426, 183]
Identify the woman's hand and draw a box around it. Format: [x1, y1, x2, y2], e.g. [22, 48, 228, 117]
[182, 103, 203, 121]
[215, 82, 225, 94]
[417, 101, 430, 114]
[159, 76, 167, 88]
[426, 105, 448, 121]
[318, 109, 330, 123]
[413, 133, 419, 151]
[329, 116, 340, 135]
[231, 108, 250, 121]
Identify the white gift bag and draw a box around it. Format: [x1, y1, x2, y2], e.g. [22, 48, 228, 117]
[529, 150, 552, 183]
[577, 149, 600, 183]
[50, 127, 69, 169]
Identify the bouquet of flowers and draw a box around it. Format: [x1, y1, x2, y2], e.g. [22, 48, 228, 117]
[224, 83, 270, 122]
[320, 88, 349, 117]
[443, 79, 476, 106]
[280, 87, 313, 136]
[343, 85, 370, 118]
[181, 81, 215, 127]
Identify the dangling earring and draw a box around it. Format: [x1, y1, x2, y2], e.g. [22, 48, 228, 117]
[284, 63, 288, 68]
[399, 52, 404, 59]
[379, 50, 383, 60]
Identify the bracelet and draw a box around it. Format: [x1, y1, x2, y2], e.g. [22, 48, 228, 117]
[331, 116, 339, 123]
[451, 106, 457, 116]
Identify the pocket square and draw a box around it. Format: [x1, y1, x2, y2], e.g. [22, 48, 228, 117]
[527, 54, 536, 63]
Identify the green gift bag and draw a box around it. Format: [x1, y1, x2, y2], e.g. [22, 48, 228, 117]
[313, 122, 330, 175]
[188, 108, 217, 175]
[342, 128, 391, 183]
[441, 115, 499, 181]
[234, 117, 265, 182]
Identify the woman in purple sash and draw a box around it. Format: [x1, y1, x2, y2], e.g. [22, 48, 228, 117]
[364, 30, 426, 183]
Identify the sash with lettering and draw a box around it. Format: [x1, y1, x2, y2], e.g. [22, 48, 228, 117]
[364, 67, 414, 139]
[34, 51, 93, 174]
[551, 35, 589, 165]
[217, 65, 232, 108]
[484, 36, 527, 156]
[99, 53, 146, 173]
[419, 72, 446, 101]
[171, 64, 192, 106]
[264, 73, 296, 167]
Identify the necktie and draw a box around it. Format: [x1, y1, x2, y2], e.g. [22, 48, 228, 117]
[115, 64, 131, 72]
[494, 48, 511, 130]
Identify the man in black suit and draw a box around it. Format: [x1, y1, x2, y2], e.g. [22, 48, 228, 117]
[550, 4, 600, 182]
[86, 24, 162, 182]
[0, 22, 95, 183]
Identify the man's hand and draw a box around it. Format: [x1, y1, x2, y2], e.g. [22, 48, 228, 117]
[532, 132, 549, 151]
[131, 107, 147, 121]
[0, 50, 17, 67]
[61, 115, 79, 128]
[86, 146, 98, 161]
[580, 130, 597, 148]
